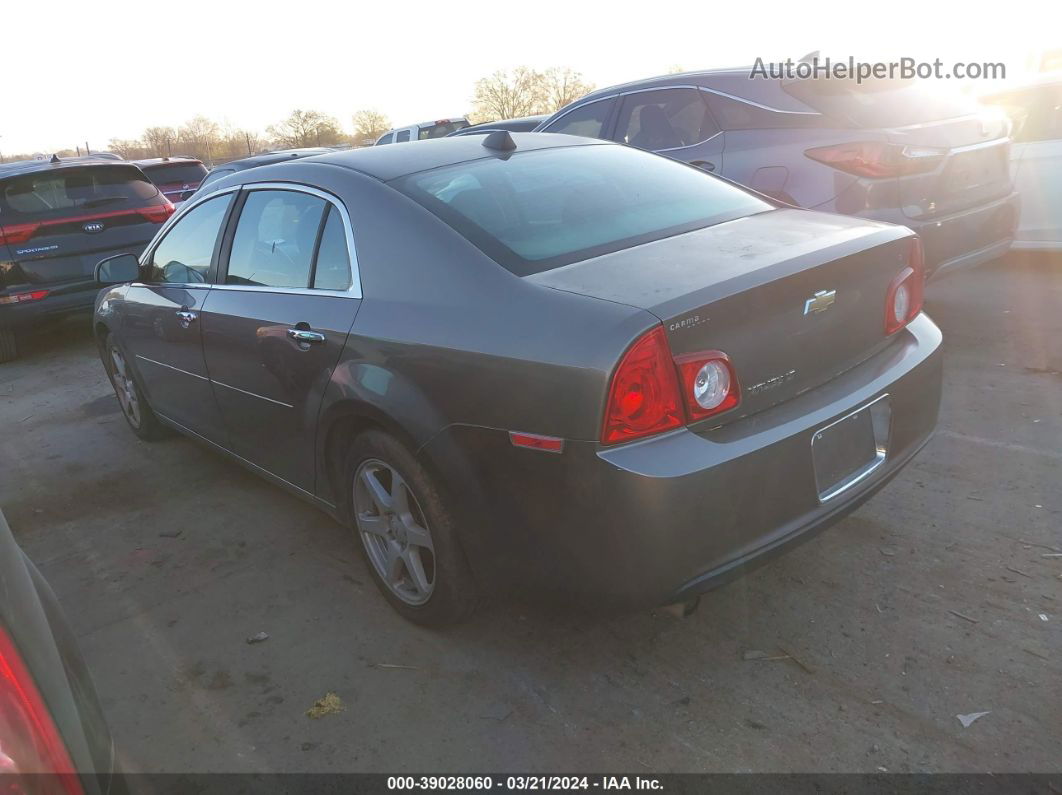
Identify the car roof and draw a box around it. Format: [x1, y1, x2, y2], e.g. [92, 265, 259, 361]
[295, 132, 605, 182]
[570, 67, 754, 104]
[0, 156, 140, 179]
[209, 149, 334, 173]
[131, 157, 203, 167]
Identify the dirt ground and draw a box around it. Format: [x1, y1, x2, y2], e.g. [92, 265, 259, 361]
[1, 255, 1058, 773]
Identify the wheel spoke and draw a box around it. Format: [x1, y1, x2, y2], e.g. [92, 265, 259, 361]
[402, 518, 433, 550]
[403, 547, 431, 595]
[111, 350, 126, 378]
[361, 468, 393, 514]
[358, 512, 390, 537]
[392, 477, 412, 518]
[384, 540, 404, 583]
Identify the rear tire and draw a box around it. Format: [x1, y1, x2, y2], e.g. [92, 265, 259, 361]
[344, 429, 478, 626]
[103, 333, 167, 441]
[0, 329, 18, 363]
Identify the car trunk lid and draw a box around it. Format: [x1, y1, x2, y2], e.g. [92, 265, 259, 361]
[528, 209, 915, 422]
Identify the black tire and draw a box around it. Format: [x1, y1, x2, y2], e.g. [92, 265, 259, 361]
[0, 328, 18, 364]
[344, 429, 478, 626]
[103, 333, 168, 441]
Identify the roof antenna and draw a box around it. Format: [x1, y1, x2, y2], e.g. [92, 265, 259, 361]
[482, 130, 516, 152]
[50, 154, 61, 164]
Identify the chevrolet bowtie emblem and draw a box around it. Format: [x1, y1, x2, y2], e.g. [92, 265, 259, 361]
[804, 289, 837, 315]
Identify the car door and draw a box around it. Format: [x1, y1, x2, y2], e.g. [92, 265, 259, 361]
[119, 189, 236, 443]
[610, 87, 723, 173]
[1009, 84, 1062, 246]
[200, 184, 361, 493]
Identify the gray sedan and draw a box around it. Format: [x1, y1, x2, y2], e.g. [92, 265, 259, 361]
[92, 133, 942, 625]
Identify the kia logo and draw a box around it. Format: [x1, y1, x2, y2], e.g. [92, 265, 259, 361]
[83, 222, 105, 234]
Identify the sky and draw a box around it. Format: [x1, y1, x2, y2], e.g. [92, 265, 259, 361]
[3, 0, 1060, 156]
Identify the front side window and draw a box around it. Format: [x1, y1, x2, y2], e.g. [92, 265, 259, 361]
[226, 190, 328, 288]
[393, 143, 771, 276]
[615, 89, 719, 150]
[542, 98, 615, 139]
[376, 132, 394, 145]
[145, 194, 233, 284]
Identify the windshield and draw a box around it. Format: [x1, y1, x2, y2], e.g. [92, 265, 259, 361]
[393, 144, 771, 275]
[142, 162, 207, 185]
[0, 165, 159, 222]
[418, 119, 470, 139]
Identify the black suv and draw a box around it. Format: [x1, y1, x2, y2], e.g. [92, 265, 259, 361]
[0, 156, 175, 362]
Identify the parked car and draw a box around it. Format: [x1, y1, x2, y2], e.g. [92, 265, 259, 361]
[93, 133, 941, 625]
[447, 115, 549, 137]
[536, 70, 1019, 278]
[132, 157, 208, 206]
[192, 148, 336, 199]
[0, 156, 175, 362]
[375, 117, 470, 144]
[0, 509, 124, 793]
[982, 76, 1062, 251]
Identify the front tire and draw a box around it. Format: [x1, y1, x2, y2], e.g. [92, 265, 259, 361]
[0, 328, 18, 363]
[103, 334, 167, 441]
[344, 429, 478, 626]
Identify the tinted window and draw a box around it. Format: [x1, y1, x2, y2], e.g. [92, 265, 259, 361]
[0, 165, 159, 222]
[227, 190, 327, 288]
[418, 120, 470, 139]
[393, 144, 771, 275]
[145, 194, 232, 284]
[783, 78, 976, 127]
[396, 130, 411, 143]
[705, 93, 826, 130]
[615, 88, 718, 149]
[312, 207, 352, 290]
[543, 99, 615, 139]
[376, 133, 394, 145]
[142, 163, 208, 185]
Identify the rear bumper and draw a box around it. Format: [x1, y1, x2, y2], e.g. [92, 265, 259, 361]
[0, 284, 97, 330]
[423, 315, 942, 607]
[854, 192, 1020, 278]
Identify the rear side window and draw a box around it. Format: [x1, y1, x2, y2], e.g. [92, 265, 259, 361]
[705, 93, 826, 130]
[312, 207, 352, 290]
[145, 194, 233, 284]
[143, 163, 207, 185]
[393, 144, 771, 276]
[227, 190, 328, 288]
[0, 166, 159, 222]
[783, 78, 977, 127]
[614, 88, 719, 149]
[396, 130, 411, 143]
[542, 99, 615, 139]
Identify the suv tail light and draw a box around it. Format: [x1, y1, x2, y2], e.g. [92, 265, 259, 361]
[0, 626, 83, 794]
[0, 223, 42, 246]
[602, 327, 742, 445]
[138, 200, 176, 224]
[806, 142, 946, 178]
[885, 237, 925, 335]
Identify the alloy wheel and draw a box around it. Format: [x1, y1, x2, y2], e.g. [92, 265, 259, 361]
[353, 458, 436, 605]
[109, 347, 142, 429]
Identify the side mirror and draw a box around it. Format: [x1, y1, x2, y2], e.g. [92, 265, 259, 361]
[95, 253, 140, 284]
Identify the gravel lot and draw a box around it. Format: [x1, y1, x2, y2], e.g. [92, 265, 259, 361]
[1, 254, 1059, 773]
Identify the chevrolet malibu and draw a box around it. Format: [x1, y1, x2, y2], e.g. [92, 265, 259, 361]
[92, 132, 942, 625]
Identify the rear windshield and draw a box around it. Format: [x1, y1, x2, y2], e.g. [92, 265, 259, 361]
[392, 144, 771, 275]
[142, 162, 207, 185]
[784, 78, 980, 127]
[0, 165, 159, 222]
[418, 120, 470, 140]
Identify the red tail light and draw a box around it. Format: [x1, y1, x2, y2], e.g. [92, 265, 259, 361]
[0, 626, 83, 794]
[0, 223, 42, 246]
[138, 200, 176, 224]
[884, 237, 925, 335]
[602, 327, 742, 445]
[674, 351, 741, 421]
[602, 326, 684, 444]
[806, 142, 945, 178]
[0, 290, 50, 306]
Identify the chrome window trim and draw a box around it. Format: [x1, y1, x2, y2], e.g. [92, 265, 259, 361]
[225, 181, 363, 299]
[615, 84, 821, 116]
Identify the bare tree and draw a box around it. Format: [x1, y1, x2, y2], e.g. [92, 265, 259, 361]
[352, 109, 391, 146]
[107, 138, 149, 160]
[471, 67, 546, 122]
[143, 126, 177, 157]
[267, 109, 343, 149]
[177, 116, 222, 162]
[540, 67, 594, 113]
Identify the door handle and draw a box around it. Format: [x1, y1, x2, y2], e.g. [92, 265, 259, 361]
[287, 328, 326, 344]
[175, 310, 197, 327]
[691, 160, 716, 172]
